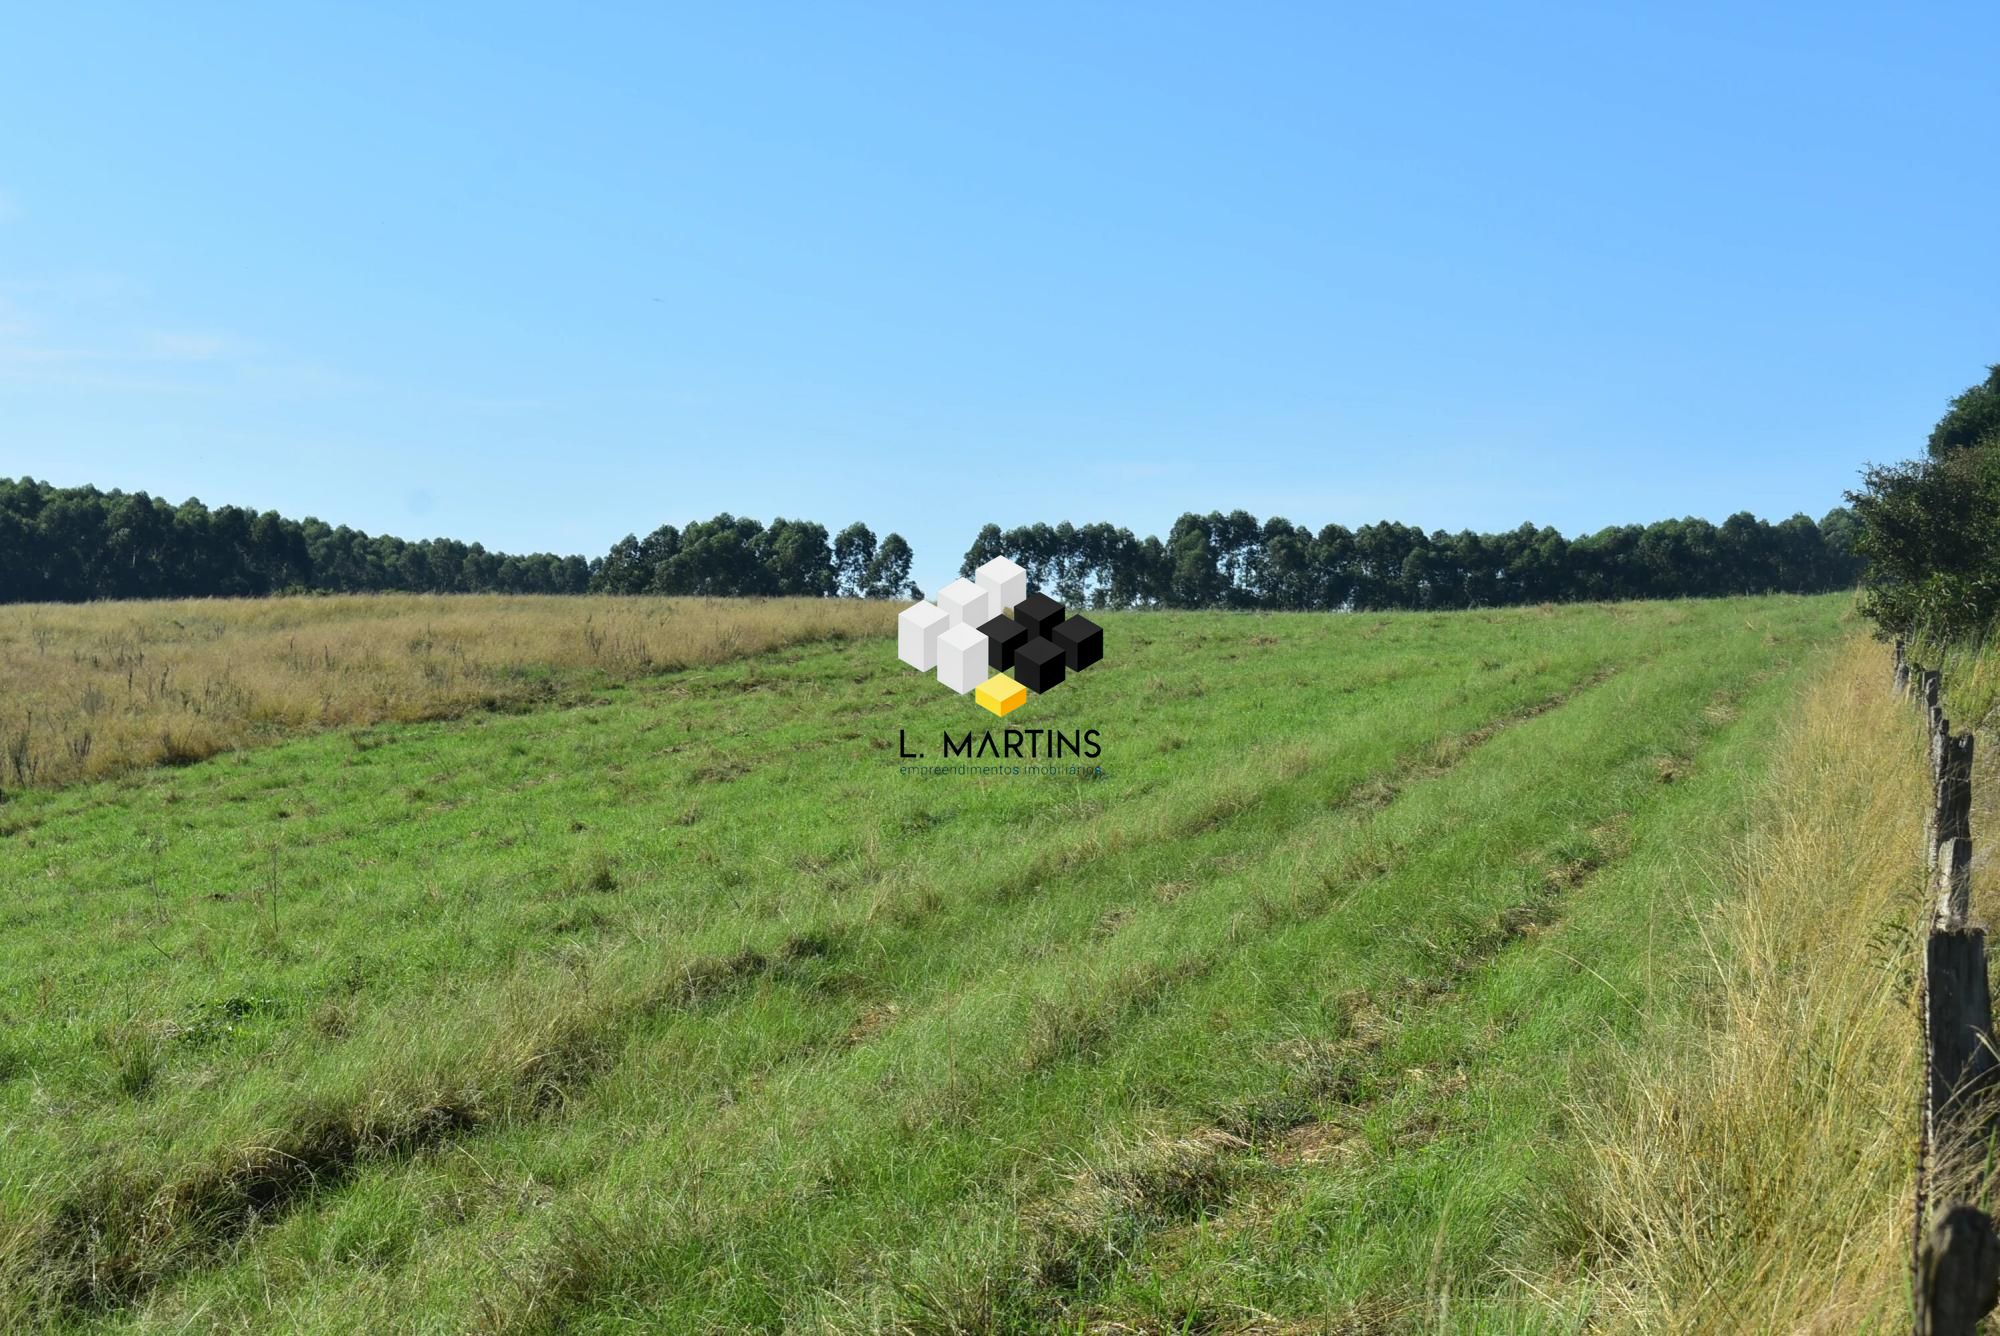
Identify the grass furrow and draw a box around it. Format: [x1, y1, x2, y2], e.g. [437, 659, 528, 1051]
[0, 595, 1849, 1332]
[100, 602, 1840, 1332]
[6, 623, 1632, 1323]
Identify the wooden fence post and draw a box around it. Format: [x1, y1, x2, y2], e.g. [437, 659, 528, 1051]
[1939, 837, 1976, 930]
[1917, 1202, 2000, 1335]
[1928, 724, 1943, 867]
[1912, 663, 1999, 1333]
[1926, 927, 2000, 1162]
[1932, 735, 1976, 874]
[1929, 719, 1951, 864]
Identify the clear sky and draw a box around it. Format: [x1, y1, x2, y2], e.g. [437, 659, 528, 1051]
[3, 3, 1996, 593]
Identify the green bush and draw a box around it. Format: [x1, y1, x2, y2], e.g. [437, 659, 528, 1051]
[1854, 364, 2000, 639]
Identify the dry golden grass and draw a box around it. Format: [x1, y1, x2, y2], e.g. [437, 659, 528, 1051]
[1572, 636, 1926, 1330]
[0, 593, 895, 790]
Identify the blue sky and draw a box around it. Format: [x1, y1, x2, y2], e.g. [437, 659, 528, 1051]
[4, 3, 1997, 593]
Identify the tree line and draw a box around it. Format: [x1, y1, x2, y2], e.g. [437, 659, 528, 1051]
[959, 509, 1862, 610]
[1, 475, 1861, 609]
[0, 477, 594, 602]
[590, 516, 919, 598]
[0, 478, 919, 604]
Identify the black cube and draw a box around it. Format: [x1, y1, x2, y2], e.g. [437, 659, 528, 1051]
[1051, 616, 1103, 671]
[979, 614, 1030, 671]
[1014, 591, 1065, 641]
[1013, 636, 1067, 693]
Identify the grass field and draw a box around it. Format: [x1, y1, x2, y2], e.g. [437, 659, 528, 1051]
[0, 594, 894, 790]
[0, 594, 1877, 1331]
[1556, 633, 1925, 1330]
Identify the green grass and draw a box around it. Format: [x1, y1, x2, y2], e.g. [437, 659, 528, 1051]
[0, 595, 1853, 1332]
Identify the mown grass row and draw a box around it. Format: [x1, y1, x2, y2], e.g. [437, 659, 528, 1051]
[0, 596, 1847, 1331]
[441, 604, 1814, 1333]
[4, 609, 1631, 1322]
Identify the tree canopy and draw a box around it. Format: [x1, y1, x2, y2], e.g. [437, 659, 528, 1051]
[959, 509, 1861, 611]
[1927, 364, 2000, 460]
[586, 516, 918, 599]
[1, 475, 1858, 611]
[0, 478, 921, 605]
[0, 478, 590, 603]
[1852, 364, 2000, 638]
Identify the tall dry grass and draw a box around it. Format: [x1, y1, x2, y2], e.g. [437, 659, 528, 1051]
[0, 594, 895, 790]
[1572, 636, 1926, 1331]
[1910, 632, 2000, 746]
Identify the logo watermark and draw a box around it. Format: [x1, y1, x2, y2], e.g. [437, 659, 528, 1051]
[895, 557, 1105, 716]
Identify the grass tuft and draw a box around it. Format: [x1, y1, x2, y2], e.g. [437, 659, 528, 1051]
[1565, 636, 1925, 1330]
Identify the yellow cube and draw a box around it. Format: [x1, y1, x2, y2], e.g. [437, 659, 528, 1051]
[975, 674, 1027, 718]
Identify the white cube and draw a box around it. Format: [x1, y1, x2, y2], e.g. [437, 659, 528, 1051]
[935, 622, 988, 694]
[898, 601, 951, 671]
[936, 578, 994, 630]
[975, 556, 1027, 612]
